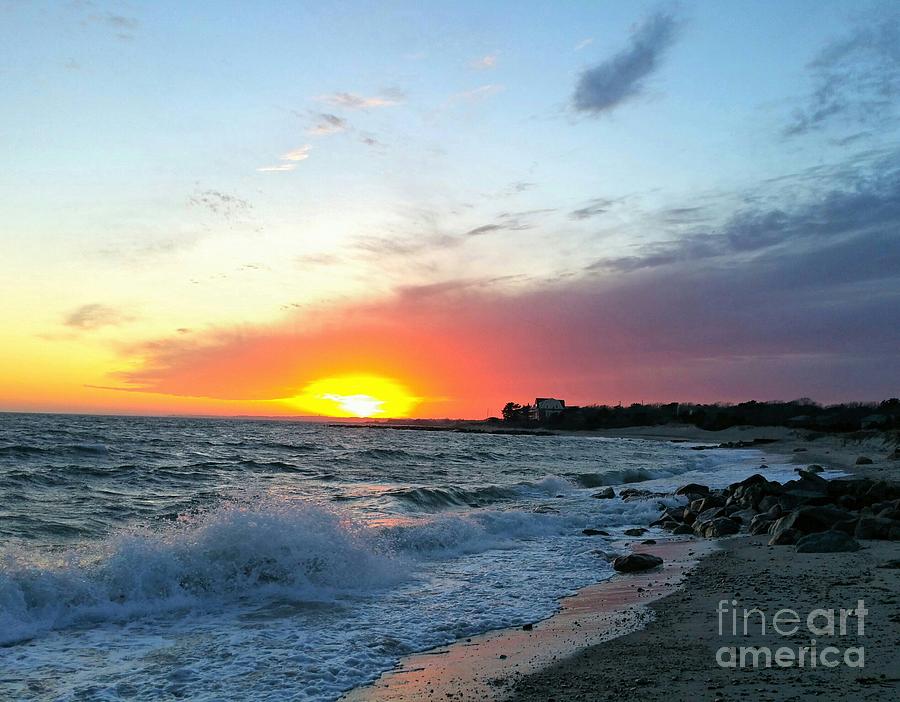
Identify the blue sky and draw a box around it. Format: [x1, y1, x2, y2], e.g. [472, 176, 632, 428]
[1, 0, 898, 414]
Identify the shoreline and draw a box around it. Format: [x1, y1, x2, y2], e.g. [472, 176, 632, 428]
[341, 539, 715, 702]
[342, 427, 899, 702]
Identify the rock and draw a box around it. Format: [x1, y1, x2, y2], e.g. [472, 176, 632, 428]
[877, 559, 900, 568]
[675, 483, 710, 497]
[806, 464, 825, 473]
[522, 623, 533, 631]
[796, 469, 828, 487]
[836, 494, 858, 511]
[855, 456, 874, 465]
[766, 504, 784, 519]
[641, 539, 657, 544]
[591, 487, 615, 499]
[749, 514, 774, 535]
[624, 527, 648, 537]
[855, 517, 900, 541]
[793, 447, 807, 453]
[673, 524, 694, 535]
[612, 553, 663, 572]
[730, 508, 759, 525]
[692, 495, 726, 512]
[796, 531, 861, 553]
[769, 528, 800, 545]
[582, 528, 609, 536]
[695, 517, 740, 538]
[769, 505, 853, 539]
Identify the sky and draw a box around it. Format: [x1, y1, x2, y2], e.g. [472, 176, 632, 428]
[1, 0, 899, 418]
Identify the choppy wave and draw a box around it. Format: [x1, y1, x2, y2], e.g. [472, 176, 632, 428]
[0, 495, 592, 645]
[571, 464, 696, 487]
[0, 499, 403, 645]
[0, 442, 108, 457]
[386, 475, 571, 511]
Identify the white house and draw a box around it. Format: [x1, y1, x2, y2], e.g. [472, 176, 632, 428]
[530, 397, 565, 421]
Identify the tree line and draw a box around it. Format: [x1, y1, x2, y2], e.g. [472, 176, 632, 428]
[495, 398, 900, 432]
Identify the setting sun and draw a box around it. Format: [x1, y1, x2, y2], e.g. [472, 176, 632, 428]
[284, 374, 420, 418]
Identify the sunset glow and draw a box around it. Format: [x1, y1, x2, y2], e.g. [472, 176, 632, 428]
[286, 375, 420, 418]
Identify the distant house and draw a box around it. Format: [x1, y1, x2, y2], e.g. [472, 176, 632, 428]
[530, 397, 565, 421]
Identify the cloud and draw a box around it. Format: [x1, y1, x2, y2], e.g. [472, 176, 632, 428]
[256, 145, 310, 172]
[574, 38, 594, 52]
[307, 113, 347, 136]
[280, 145, 312, 161]
[464, 208, 552, 237]
[449, 84, 505, 105]
[573, 10, 681, 115]
[82, 11, 140, 40]
[570, 198, 614, 220]
[317, 92, 401, 109]
[465, 224, 503, 237]
[591, 150, 900, 273]
[786, 11, 900, 136]
[256, 164, 296, 172]
[63, 304, 133, 331]
[470, 53, 498, 70]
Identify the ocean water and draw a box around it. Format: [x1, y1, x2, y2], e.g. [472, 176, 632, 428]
[0, 413, 810, 701]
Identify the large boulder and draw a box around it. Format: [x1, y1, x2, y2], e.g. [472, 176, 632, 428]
[856, 456, 874, 465]
[695, 517, 740, 538]
[592, 487, 615, 499]
[768, 506, 852, 540]
[769, 528, 800, 545]
[855, 517, 900, 541]
[749, 514, 775, 535]
[675, 483, 710, 497]
[624, 527, 648, 537]
[612, 553, 663, 572]
[796, 531, 861, 553]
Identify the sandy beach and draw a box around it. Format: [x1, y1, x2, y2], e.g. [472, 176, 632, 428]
[343, 426, 900, 701]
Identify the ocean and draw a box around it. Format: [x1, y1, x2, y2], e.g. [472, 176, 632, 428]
[0, 413, 807, 701]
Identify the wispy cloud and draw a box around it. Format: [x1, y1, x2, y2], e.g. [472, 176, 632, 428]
[785, 11, 900, 136]
[280, 145, 312, 161]
[307, 113, 347, 136]
[83, 11, 140, 41]
[570, 197, 614, 220]
[257, 145, 310, 172]
[574, 38, 594, 52]
[63, 304, 133, 331]
[256, 164, 296, 172]
[451, 84, 504, 103]
[470, 53, 498, 70]
[573, 9, 682, 115]
[316, 91, 401, 110]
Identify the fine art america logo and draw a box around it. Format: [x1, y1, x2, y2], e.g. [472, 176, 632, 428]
[716, 599, 867, 669]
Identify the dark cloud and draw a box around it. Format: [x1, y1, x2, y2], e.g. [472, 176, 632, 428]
[592, 151, 900, 273]
[308, 112, 347, 135]
[573, 10, 681, 115]
[63, 304, 133, 331]
[786, 12, 900, 136]
[465, 224, 504, 237]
